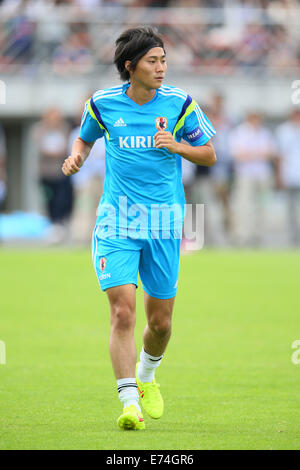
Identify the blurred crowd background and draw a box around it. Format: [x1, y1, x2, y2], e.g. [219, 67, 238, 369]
[1, 0, 300, 75]
[0, 0, 300, 248]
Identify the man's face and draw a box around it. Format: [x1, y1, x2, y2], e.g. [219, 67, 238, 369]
[127, 47, 167, 89]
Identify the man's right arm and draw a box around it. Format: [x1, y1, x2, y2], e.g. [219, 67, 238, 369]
[62, 94, 105, 176]
[62, 137, 94, 176]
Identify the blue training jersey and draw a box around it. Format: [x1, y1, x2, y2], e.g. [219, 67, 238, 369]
[80, 83, 216, 233]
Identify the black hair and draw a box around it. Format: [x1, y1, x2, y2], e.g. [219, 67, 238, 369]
[114, 26, 165, 82]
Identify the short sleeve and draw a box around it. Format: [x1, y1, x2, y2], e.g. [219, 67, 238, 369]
[183, 102, 216, 146]
[80, 101, 105, 143]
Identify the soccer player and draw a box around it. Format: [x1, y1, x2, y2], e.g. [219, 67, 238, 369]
[62, 26, 216, 430]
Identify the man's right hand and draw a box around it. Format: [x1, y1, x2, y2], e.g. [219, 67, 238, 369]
[62, 154, 84, 176]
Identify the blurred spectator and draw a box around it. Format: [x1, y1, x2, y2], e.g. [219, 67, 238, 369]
[181, 151, 197, 248]
[229, 112, 276, 246]
[0, 123, 6, 209]
[32, 107, 73, 243]
[73, 0, 102, 11]
[276, 109, 300, 246]
[69, 103, 105, 244]
[141, 0, 173, 6]
[0, 0, 23, 16]
[267, 25, 299, 72]
[0, 1, 35, 68]
[1, 1, 300, 76]
[52, 31, 93, 75]
[191, 164, 215, 246]
[208, 92, 233, 240]
[267, 0, 300, 26]
[162, 33, 195, 69]
[235, 22, 272, 69]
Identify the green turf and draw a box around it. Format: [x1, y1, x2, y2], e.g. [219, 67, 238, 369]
[0, 248, 300, 450]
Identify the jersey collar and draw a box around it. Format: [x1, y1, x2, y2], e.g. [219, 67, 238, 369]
[122, 83, 158, 108]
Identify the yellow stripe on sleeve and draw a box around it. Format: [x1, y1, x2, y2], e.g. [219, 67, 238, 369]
[172, 99, 197, 137]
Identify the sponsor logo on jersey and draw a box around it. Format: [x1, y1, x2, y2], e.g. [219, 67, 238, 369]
[119, 136, 156, 149]
[186, 126, 203, 142]
[100, 257, 107, 272]
[114, 117, 127, 127]
[155, 116, 168, 130]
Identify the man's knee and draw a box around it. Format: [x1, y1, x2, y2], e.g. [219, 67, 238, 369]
[110, 302, 136, 331]
[148, 314, 172, 337]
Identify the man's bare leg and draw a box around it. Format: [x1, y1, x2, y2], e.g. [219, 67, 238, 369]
[143, 292, 175, 357]
[135, 292, 175, 418]
[106, 284, 145, 428]
[106, 284, 137, 379]
[141, 292, 175, 378]
[106, 283, 145, 428]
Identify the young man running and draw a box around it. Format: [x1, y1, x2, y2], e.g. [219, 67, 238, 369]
[62, 27, 216, 430]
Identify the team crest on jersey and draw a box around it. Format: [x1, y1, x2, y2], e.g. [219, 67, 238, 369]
[100, 257, 107, 272]
[155, 117, 168, 130]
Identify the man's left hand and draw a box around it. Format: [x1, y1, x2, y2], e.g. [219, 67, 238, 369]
[154, 130, 179, 154]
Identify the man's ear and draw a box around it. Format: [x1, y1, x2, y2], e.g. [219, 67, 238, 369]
[125, 60, 131, 73]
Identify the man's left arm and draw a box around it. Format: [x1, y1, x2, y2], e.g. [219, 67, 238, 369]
[154, 130, 217, 166]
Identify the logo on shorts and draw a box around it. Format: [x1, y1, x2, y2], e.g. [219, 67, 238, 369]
[155, 117, 168, 130]
[100, 272, 111, 280]
[100, 257, 107, 272]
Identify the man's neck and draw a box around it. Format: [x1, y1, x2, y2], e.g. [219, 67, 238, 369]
[126, 83, 156, 106]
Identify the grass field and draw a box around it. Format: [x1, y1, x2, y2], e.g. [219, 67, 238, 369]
[0, 248, 300, 450]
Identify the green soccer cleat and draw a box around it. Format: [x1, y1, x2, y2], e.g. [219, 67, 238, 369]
[117, 404, 145, 431]
[136, 362, 164, 419]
